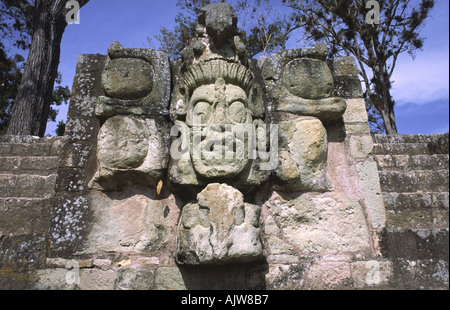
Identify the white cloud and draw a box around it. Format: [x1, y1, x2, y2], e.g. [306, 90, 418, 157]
[391, 47, 449, 106]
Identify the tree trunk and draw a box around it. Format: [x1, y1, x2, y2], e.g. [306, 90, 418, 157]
[377, 59, 398, 135]
[380, 105, 398, 135]
[6, 1, 67, 137]
[379, 85, 398, 135]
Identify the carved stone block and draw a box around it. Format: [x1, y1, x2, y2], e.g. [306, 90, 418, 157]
[93, 115, 170, 190]
[176, 183, 263, 264]
[275, 117, 332, 192]
[262, 43, 347, 123]
[96, 42, 171, 119]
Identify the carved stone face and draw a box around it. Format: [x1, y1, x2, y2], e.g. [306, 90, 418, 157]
[187, 78, 252, 179]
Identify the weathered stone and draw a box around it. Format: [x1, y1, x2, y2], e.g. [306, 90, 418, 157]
[187, 82, 252, 179]
[102, 58, 153, 100]
[168, 14, 267, 187]
[386, 209, 434, 230]
[267, 236, 294, 255]
[98, 116, 150, 169]
[343, 98, 369, 123]
[265, 264, 305, 290]
[0, 198, 51, 235]
[96, 42, 171, 118]
[115, 269, 155, 290]
[155, 267, 187, 290]
[82, 192, 179, 254]
[263, 215, 280, 235]
[262, 44, 347, 122]
[345, 122, 371, 135]
[2, 1, 448, 291]
[265, 193, 372, 256]
[177, 184, 263, 264]
[304, 261, 352, 289]
[391, 258, 449, 289]
[331, 56, 363, 98]
[200, 3, 237, 47]
[283, 58, 334, 99]
[356, 161, 386, 229]
[94, 116, 170, 190]
[34, 269, 76, 290]
[49, 195, 90, 254]
[78, 269, 116, 290]
[331, 56, 359, 78]
[351, 260, 393, 288]
[349, 135, 374, 158]
[275, 118, 331, 192]
[0, 234, 47, 269]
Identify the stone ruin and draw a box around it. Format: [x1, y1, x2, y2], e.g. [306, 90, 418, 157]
[0, 3, 448, 290]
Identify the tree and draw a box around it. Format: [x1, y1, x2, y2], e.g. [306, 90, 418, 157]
[0, 43, 71, 135]
[245, 0, 292, 57]
[282, 0, 435, 134]
[149, 0, 291, 60]
[0, 44, 25, 134]
[2, 0, 89, 137]
[55, 119, 65, 136]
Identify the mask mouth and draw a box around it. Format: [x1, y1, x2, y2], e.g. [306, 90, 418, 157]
[190, 128, 249, 178]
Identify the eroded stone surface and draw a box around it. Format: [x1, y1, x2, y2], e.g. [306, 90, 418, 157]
[265, 192, 372, 257]
[94, 116, 170, 190]
[177, 184, 263, 264]
[275, 118, 331, 192]
[102, 58, 153, 100]
[283, 58, 334, 100]
[82, 191, 179, 254]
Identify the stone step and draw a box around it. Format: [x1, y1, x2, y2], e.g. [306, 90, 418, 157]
[378, 170, 449, 193]
[0, 198, 52, 235]
[372, 133, 449, 155]
[374, 154, 449, 171]
[0, 135, 63, 156]
[0, 156, 60, 175]
[373, 142, 436, 156]
[379, 229, 449, 289]
[382, 192, 449, 210]
[0, 174, 57, 199]
[373, 133, 449, 145]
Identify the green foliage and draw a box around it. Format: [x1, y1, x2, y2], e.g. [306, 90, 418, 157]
[0, 0, 32, 50]
[149, 0, 291, 60]
[0, 44, 24, 134]
[55, 120, 66, 137]
[48, 73, 71, 123]
[151, 13, 198, 61]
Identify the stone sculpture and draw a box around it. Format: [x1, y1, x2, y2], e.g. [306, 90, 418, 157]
[91, 2, 347, 265]
[92, 42, 171, 190]
[263, 44, 347, 192]
[170, 3, 266, 264]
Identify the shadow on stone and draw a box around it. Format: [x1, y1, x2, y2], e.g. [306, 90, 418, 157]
[178, 261, 269, 290]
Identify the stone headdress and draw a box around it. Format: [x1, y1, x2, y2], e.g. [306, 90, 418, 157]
[181, 60, 254, 97]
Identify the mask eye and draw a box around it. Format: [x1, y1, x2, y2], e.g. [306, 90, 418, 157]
[193, 101, 211, 124]
[229, 101, 247, 123]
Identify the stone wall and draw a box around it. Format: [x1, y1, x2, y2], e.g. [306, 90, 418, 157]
[0, 135, 63, 288]
[1, 132, 448, 289]
[373, 133, 449, 289]
[0, 3, 448, 291]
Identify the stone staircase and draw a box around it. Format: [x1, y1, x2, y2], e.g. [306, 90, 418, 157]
[0, 135, 62, 288]
[373, 133, 449, 289]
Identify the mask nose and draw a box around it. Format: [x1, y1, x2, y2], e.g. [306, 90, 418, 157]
[211, 100, 229, 126]
[211, 78, 229, 126]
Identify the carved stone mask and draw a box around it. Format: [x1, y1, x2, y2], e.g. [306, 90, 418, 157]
[187, 77, 252, 179]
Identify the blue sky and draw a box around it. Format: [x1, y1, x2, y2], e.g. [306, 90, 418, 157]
[45, 0, 449, 136]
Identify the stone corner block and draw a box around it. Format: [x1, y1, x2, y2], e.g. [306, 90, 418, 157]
[356, 161, 387, 229]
